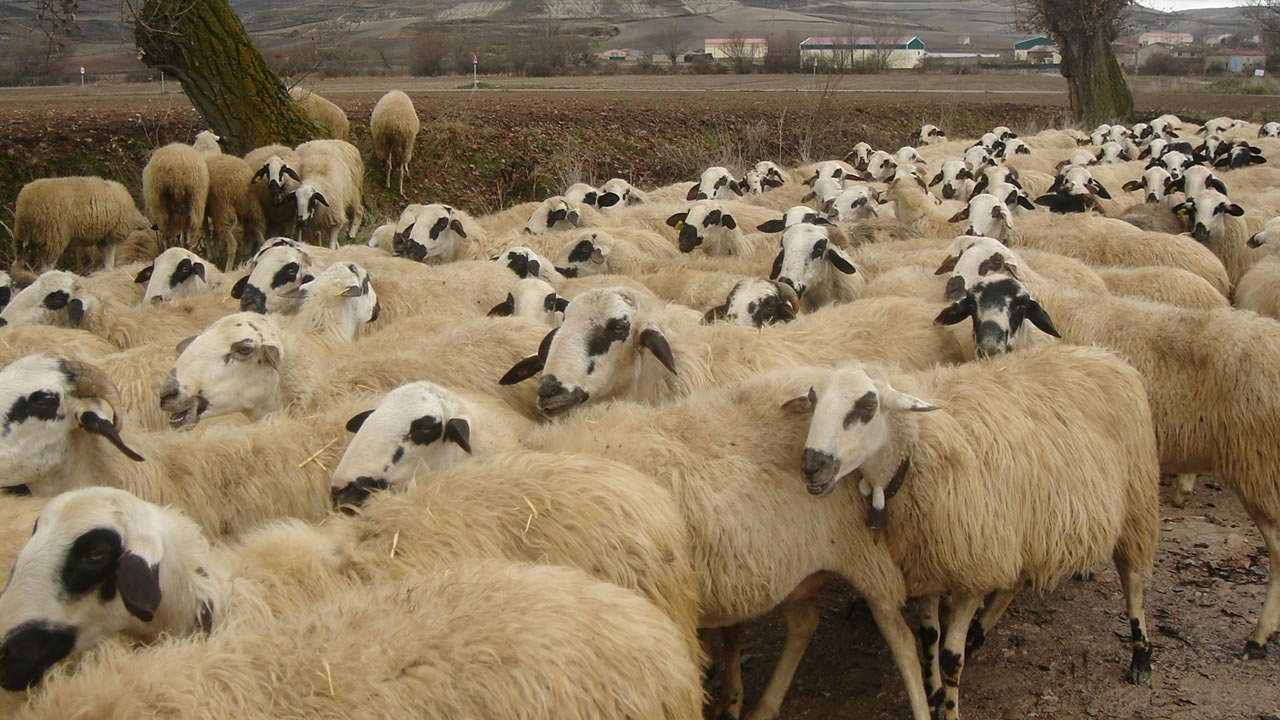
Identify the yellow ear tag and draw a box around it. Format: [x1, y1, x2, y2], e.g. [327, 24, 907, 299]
[674, 220, 685, 232]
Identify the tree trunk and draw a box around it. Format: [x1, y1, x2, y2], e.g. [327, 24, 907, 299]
[1058, 29, 1134, 126]
[134, 0, 330, 155]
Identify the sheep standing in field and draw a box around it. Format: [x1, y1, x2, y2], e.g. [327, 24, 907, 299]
[288, 85, 350, 139]
[292, 139, 365, 249]
[0, 488, 703, 720]
[191, 130, 221, 156]
[244, 144, 301, 238]
[370, 90, 420, 194]
[142, 142, 210, 251]
[13, 177, 152, 273]
[203, 153, 266, 271]
[943, 270, 1280, 658]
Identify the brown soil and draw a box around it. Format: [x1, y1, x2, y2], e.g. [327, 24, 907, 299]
[0, 76, 1276, 718]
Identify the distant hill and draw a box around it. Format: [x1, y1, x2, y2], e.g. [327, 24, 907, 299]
[0, 0, 1258, 80]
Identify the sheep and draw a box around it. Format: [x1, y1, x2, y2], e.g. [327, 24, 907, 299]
[500, 285, 964, 416]
[915, 123, 947, 145]
[947, 193, 1015, 242]
[941, 272, 1280, 658]
[230, 240, 318, 314]
[370, 89, 420, 194]
[142, 142, 210, 250]
[700, 278, 800, 327]
[0, 489, 703, 720]
[162, 312, 546, 425]
[882, 170, 966, 239]
[826, 186, 882, 224]
[1093, 266, 1229, 310]
[928, 160, 976, 202]
[521, 195, 592, 235]
[768, 223, 863, 311]
[288, 85, 350, 139]
[785, 346, 1158, 718]
[598, 177, 647, 208]
[394, 203, 484, 263]
[190, 130, 221, 156]
[135, 247, 219, 304]
[1034, 165, 1112, 213]
[664, 199, 776, 257]
[0, 271, 15, 313]
[1179, 188, 1254, 287]
[800, 176, 844, 215]
[292, 139, 365, 250]
[244, 143, 301, 238]
[356, 259, 524, 330]
[1261, 121, 1280, 138]
[486, 277, 568, 327]
[203, 153, 266, 271]
[1235, 217, 1280, 319]
[281, 261, 380, 343]
[13, 177, 152, 273]
[550, 228, 681, 278]
[687, 165, 742, 201]
[1121, 165, 1176, 205]
[1201, 116, 1246, 137]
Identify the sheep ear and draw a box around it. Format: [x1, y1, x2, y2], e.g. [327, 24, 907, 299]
[176, 335, 198, 355]
[934, 254, 958, 275]
[312, 192, 329, 208]
[935, 295, 974, 325]
[499, 355, 542, 385]
[665, 212, 688, 229]
[117, 532, 164, 623]
[68, 298, 85, 327]
[639, 328, 676, 375]
[345, 409, 375, 433]
[77, 411, 145, 462]
[685, 185, 699, 201]
[230, 275, 249, 300]
[262, 344, 282, 369]
[781, 387, 816, 414]
[948, 207, 971, 223]
[282, 167, 301, 182]
[1227, 203, 1245, 217]
[449, 219, 467, 238]
[928, 172, 943, 187]
[1027, 300, 1060, 338]
[134, 265, 154, 284]
[251, 165, 269, 183]
[879, 385, 939, 413]
[826, 247, 857, 275]
[977, 252, 1007, 276]
[943, 275, 968, 301]
[757, 218, 786, 233]
[444, 418, 471, 454]
[702, 304, 728, 324]
[554, 297, 569, 313]
[488, 293, 516, 317]
[721, 213, 736, 230]
[1091, 181, 1112, 200]
[1122, 179, 1142, 192]
[192, 262, 207, 282]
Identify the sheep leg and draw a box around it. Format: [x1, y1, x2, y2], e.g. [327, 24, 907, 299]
[101, 243, 117, 271]
[1113, 553, 1153, 683]
[224, 229, 239, 274]
[916, 594, 944, 711]
[327, 227, 340, 251]
[746, 573, 828, 720]
[867, 596, 933, 720]
[938, 594, 983, 720]
[710, 625, 744, 720]
[1243, 515, 1280, 660]
[385, 159, 392, 190]
[965, 586, 1020, 656]
[1171, 473, 1196, 508]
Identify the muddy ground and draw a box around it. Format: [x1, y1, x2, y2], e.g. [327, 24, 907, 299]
[0, 75, 1276, 718]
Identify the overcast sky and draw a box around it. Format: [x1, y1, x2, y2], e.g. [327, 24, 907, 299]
[1136, 0, 1246, 9]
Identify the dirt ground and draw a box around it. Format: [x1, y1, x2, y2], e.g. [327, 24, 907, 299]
[0, 75, 1276, 719]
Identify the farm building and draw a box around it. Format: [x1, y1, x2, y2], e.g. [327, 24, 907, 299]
[799, 36, 926, 70]
[703, 37, 768, 61]
[1013, 36, 1060, 65]
[1139, 31, 1195, 46]
[1204, 47, 1267, 74]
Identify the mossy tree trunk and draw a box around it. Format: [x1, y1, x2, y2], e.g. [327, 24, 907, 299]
[134, 0, 329, 154]
[1015, 0, 1135, 127]
[1058, 29, 1134, 126]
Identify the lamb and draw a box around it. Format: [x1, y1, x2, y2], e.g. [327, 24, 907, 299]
[1234, 217, 1280, 319]
[288, 85, 350, 139]
[768, 223, 863, 310]
[190, 130, 221, 156]
[244, 143, 301, 238]
[203, 153, 266, 271]
[12, 177, 152, 273]
[786, 346, 1158, 718]
[161, 312, 546, 424]
[135, 247, 219, 304]
[941, 272, 1280, 658]
[487, 277, 568, 327]
[525, 345, 1158, 720]
[500, 285, 965, 416]
[370, 89, 420, 194]
[142, 142, 210, 250]
[0, 488, 703, 720]
[292, 139, 365, 249]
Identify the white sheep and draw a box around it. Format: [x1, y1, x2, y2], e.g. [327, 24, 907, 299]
[550, 228, 681, 278]
[943, 272, 1280, 658]
[486, 277, 568, 327]
[699, 277, 800, 327]
[292, 139, 365, 249]
[142, 142, 210, 250]
[190, 130, 221, 156]
[768, 223, 863, 310]
[598, 177, 647, 208]
[395, 203, 484, 263]
[229, 240, 318, 314]
[521, 195, 590, 235]
[288, 85, 350, 139]
[1180, 188, 1253, 287]
[491, 246, 565, 284]
[1235, 216, 1280, 319]
[882, 170, 966, 239]
[664, 199, 775, 257]
[12, 177, 151, 273]
[203, 153, 266, 271]
[0, 488, 703, 719]
[688, 166, 742, 201]
[370, 89, 420, 194]
[915, 124, 947, 145]
[928, 160, 976, 202]
[135, 247, 219, 304]
[244, 143, 301, 238]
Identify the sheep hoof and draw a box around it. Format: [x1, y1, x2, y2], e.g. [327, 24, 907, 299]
[715, 711, 740, 720]
[1126, 646, 1152, 685]
[927, 687, 945, 711]
[1243, 640, 1267, 660]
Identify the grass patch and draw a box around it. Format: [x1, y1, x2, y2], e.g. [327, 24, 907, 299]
[1202, 78, 1280, 96]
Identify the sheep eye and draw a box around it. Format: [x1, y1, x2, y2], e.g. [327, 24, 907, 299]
[606, 319, 629, 339]
[84, 550, 109, 563]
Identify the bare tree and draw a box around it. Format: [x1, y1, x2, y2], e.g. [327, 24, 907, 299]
[657, 23, 686, 68]
[1246, 1, 1280, 68]
[722, 29, 758, 74]
[1012, 0, 1134, 125]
